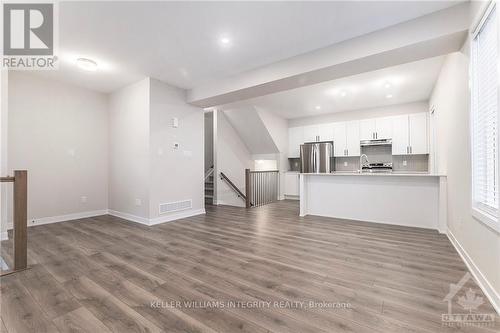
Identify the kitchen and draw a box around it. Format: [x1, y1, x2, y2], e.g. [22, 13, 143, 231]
[277, 59, 448, 232]
[284, 106, 447, 232]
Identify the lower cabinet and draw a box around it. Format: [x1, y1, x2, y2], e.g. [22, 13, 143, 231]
[284, 172, 300, 196]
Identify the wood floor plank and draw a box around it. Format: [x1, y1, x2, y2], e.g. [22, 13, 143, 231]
[52, 307, 112, 333]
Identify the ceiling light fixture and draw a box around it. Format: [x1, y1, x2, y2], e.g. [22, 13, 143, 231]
[386, 94, 393, 99]
[219, 36, 232, 47]
[340, 91, 347, 97]
[76, 58, 98, 72]
[315, 105, 321, 110]
[384, 82, 391, 89]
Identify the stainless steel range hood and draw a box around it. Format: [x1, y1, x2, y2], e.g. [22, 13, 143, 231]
[360, 139, 392, 146]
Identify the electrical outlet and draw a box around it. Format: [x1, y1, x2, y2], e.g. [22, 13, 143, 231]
[80, 196, 87, 203]
[344, 162, 348, 167]
[403, 160, 407, 166]
[135, 198, 142, 206]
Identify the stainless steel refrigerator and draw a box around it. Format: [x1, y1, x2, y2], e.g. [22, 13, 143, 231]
[300, 142, 334, 173]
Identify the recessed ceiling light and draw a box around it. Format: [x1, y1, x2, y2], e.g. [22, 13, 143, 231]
[315, 105, 321, 110]
[219, 36, 231, 47]
[76, 58, 98, 72]
[340, 91, 347, 97]
[384, 82, 391, 89]
[386, 94, 393, 99]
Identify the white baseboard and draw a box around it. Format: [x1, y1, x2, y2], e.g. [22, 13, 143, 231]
[0, 231, 8, 241]
[108, 208, 206, 226]
[29, 210, 109, 227]
[149, 208, 205, 225]
[447, 229, 500, 315]
[107, 210, 149, 225]
[4, 209, 108, 231]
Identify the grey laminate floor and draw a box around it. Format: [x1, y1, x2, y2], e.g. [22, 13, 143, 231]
[0, 200, 498, 332]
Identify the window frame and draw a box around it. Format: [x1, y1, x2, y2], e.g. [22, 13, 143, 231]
[470, 1, 500, 234]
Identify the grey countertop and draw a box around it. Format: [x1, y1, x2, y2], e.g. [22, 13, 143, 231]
[301, 171, 446, 177]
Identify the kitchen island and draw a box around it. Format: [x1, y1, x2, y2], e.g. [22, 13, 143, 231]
[299, 172, 447, 233]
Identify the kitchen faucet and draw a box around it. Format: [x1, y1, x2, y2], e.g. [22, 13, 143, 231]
[359, 154, 369, 173]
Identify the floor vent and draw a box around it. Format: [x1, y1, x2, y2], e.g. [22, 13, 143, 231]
[159, 200, 192, 214]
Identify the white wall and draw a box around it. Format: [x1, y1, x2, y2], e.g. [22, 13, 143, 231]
[108, 78, 150, 219]
[430, 51, 500, 309]
[288, 102, 428, 127]
[216, 111, 252, 207]
[149, 78, 204, 221]
[7, 72, 108, 224]
[257, 108, 289, 199]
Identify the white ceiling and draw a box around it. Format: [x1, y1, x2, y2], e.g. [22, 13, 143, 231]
[34, 1, 461, 93]
[219, 56, 445, 119]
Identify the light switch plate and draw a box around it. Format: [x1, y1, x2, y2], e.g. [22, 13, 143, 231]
[173, 142, 179, 149]
[172, 117, 179, 128]
[80, 196, 87, 203]
[135, 198, 142, 206]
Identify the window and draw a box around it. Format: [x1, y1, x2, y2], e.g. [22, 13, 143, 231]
[471, 2, 499, 230]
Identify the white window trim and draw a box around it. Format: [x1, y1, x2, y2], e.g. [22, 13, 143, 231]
[470, 0, 500, 235]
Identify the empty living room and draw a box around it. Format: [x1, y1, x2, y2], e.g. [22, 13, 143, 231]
[1, 1, 500, 332]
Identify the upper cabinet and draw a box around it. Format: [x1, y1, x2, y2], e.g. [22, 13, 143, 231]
[409, 113, 428, 154]
[392, 113, 428, 155]
[333, 121, 360, 157]
[303, 124, 334, 142]
[360, 117, 393, 140]
[288, 127, 304, 158]
[287, 112, 428, 158]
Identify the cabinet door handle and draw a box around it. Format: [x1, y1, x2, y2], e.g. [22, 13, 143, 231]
[410, 146, 412, 154]
[406, 146, 408, 154]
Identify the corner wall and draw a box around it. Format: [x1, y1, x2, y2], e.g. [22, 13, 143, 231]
[430, 51, 500, 311]
[7, 72, 109, 226]
[149, 78, 204, 222]
[108, 78, 150, 220]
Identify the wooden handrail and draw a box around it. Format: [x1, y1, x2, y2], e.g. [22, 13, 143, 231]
[0, 176, 15, 182]
[1, 170, 28, 275]
[220, 172, 246, 201]
[248, 170, 279, 174]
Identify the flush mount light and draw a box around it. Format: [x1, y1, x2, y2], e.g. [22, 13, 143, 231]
[386, 94, 393, 99]
[384, 82, 391, 89]
[219, 36, 232, 47]
[76, 58, 98, 71]
[340, 91, 347, 97]
[315, 105, 321, 110]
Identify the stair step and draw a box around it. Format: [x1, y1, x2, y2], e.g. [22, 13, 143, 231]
[205, 194, 214, 199]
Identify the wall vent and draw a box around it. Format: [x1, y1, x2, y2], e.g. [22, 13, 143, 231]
[159, 199, 192, 214]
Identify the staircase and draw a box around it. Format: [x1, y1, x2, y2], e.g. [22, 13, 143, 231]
[205, 166, 214, 205]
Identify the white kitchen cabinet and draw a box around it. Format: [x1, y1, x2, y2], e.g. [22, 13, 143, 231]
[360, 118, 392, 140]
[359, 119, 376, 141]
[303, 125, 319, 143]
[318, 123, 334, 141]
[409, 113, 428, 154]
[288, 127, 304, 158]
[376, 117, 393, 139]
[391, 115, 409, 155]
[345, 121, 361, 156]
[333, 121, 360, 157]
[333, 122, 347, 157]
[391, 113, 428, 155]
[284, 172, 300, 196]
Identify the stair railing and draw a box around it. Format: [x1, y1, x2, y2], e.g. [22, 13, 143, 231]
[220, 172, 247, 202]
[0, 170, 28, 275]
[245, 169, 279, 208]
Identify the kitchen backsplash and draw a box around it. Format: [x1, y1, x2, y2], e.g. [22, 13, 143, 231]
[392, 154, 429, 172]
[335, 157, 360, 171]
